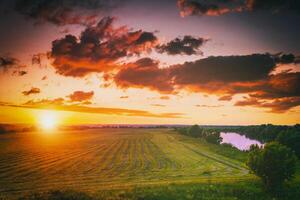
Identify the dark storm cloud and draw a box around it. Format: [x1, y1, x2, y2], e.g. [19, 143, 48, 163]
[177, 0, 300, 17]
[114, 58, 174, 93]
[192, 72, 300, 112]
[259, 97, 300, 113]
[113, 53, 300, 112]
[235, 96, 300, 113]
[22, 87, 41, 96]
[171, 54, 276, 85]
[114, 54, 276, 94]
[274, 53, 296, 64]
[232, 72, 300, 112]
[249, 72, 300, 99]
[135, 32, 158, 46]
[50, 17, 158, 77]
[15, 0, 123, 26]
[295, 55, 300, 64]
[156, 36, 208, 56]
[246, 0, 300, 13]
[177, 0, 242, 17]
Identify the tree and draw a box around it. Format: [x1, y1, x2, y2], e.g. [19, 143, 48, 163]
[188, 125, 202, 137]
[276, 130, 300, 158]
[205, 132, 222, 144]
[247, 142, 297, 193]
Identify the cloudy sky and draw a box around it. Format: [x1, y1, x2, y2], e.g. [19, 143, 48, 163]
[0, 0, 300, 125]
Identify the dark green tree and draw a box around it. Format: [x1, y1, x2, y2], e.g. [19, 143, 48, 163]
[276, 130, 300, 158]
[205, 132, 222, 144]
[188, 125, 202, 137]
[247, 142, 297, 193]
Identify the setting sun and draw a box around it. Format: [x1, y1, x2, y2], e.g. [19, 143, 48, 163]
[39, 111, 58, 130]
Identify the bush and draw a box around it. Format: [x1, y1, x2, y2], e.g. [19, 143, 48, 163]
[247, 142, 297, 194]
[188, 125, 203, 137]
[205, 132, 222, 144]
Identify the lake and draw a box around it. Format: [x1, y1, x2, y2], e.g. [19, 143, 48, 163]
[220, 132, 263, 151]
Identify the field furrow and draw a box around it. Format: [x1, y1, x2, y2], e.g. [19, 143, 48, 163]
[0, 129, 249, 198]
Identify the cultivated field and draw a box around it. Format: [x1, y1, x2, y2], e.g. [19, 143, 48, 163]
[0, 128, 249, 198]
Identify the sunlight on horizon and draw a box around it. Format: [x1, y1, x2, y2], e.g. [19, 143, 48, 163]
[39, 110, 58, 131]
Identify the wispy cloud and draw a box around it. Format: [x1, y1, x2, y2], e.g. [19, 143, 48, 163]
[0, 100, 183, 118]
[195, 104, 223, 108]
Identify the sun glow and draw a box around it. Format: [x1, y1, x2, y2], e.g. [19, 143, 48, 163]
[39, 111, 58, 130]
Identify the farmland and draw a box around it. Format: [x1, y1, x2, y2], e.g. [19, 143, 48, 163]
[0, 128, 252, 198]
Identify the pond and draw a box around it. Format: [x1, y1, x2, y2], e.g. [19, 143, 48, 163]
[220, 132, 263, 151]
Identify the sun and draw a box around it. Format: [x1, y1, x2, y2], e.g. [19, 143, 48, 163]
[39, 111, 58, 130]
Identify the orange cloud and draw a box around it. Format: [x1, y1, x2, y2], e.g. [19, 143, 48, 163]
[68, 91, 94, 102]
[151, 104, 166, 107]
[177, 0, 242, 17]
[195, 104, 223, 108]
[114, 58, 174, 93]
[218, 95, 232, 101]
[113, 54, 300, 112]
[12, 70, 27, 76]
[235, 97, 300, 113]
[22, 87, 41, 96]
[160, 96, 170, 100]
[177, 0, 300, 17]
[50, 17, 158, 77]
[0, 99, 183, 119]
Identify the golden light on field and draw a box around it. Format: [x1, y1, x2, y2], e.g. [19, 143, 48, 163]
[39, 110, 58, 131]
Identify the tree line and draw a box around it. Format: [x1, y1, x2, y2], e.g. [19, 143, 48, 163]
[229, 124, 300, 158]
[176, 125, 222, 144]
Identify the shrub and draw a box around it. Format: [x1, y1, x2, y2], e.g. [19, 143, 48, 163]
[205, 132, 222, 144]
[247, 142, 297, 194]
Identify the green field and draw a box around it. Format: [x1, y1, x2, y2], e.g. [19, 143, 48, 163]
[0, 128, 253, 198]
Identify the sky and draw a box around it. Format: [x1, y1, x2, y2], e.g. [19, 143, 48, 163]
[0, 0, 300, 125]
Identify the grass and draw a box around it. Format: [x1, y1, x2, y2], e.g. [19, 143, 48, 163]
[11, 180, 300, 200]
[175, 132, 248, 162]
[0, 128, 298, 199]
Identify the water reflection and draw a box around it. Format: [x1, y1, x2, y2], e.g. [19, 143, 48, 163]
[221, 132, 263, 151]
